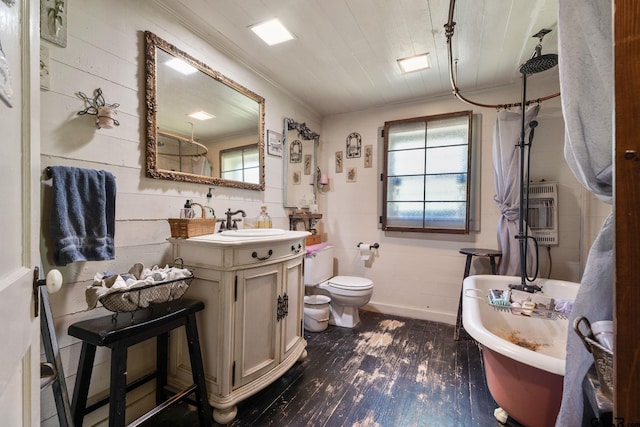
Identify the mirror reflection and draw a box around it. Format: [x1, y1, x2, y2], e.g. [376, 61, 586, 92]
[145, 31, 265, 190]
[283, 118, 319, 208]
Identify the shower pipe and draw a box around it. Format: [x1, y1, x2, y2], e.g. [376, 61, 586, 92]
[444, 0, 560, 110]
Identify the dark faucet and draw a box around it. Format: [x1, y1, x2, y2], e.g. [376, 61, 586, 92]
[224, 209, 246, 230]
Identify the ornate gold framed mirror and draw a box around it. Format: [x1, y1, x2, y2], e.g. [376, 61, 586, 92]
[144, 31, 265, 190]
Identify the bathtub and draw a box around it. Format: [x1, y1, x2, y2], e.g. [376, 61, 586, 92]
[462, 275, 579, 427]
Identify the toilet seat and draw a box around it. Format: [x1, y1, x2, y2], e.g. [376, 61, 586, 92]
[328, 276, 373, 290]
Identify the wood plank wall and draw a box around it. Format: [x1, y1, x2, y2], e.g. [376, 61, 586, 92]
[614, 0, 640, 422]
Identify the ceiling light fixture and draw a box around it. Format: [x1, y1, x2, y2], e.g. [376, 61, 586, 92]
[165, 58, 198, 75]
[397, 53, 431, 73]
[250, 18, 294, 46]
[188, 111, 215, 121]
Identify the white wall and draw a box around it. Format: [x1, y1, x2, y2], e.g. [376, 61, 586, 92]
[318, 75, 609, 323]
[39, 1, 318, 425]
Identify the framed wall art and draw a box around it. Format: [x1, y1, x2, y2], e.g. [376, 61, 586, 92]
[346, 132, 361, 158]
[267, 129, 283, 157]
[290, 139, 302, 163]
[347, 167, 357, 183]
[40, 0, 67, 47]
[364, 144, 373, 168]
[335, 151, 343, 173]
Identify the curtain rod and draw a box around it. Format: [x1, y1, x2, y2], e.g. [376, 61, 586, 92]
[444, 0, 560, 110]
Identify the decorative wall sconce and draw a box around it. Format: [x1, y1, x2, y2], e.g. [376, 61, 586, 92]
[77, 88, 120, 129]
[315, 167, 329, 192]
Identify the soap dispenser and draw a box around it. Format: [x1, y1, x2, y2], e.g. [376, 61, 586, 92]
[180, 199, 195, 219]
[256, 205, 272, 228]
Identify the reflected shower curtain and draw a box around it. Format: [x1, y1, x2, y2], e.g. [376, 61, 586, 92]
[493, 105, 539, 276]
[555, 1, 613, 426]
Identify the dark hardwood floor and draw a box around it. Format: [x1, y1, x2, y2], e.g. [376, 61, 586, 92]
[147, 310, 522, 426]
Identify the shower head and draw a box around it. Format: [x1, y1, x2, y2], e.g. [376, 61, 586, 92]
[519, 52, 558, 74]
[519, 29, 558, 75]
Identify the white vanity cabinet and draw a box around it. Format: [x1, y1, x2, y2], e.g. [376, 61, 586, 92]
[167, 231, 308, 424]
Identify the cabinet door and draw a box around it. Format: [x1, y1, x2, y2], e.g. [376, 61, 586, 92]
[281, 257, 304, 361]
[233, 264, 280, 389]
[169, 268, 224, 395]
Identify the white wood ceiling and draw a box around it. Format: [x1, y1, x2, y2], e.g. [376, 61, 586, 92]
[154, 0, 559, 117]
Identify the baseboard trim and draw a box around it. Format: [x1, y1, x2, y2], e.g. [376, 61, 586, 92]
[362, 302, 456, 325]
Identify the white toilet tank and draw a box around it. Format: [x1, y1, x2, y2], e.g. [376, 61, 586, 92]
[304, 245, 334, 286]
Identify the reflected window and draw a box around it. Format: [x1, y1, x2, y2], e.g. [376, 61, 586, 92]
[220, 144, 260, 183]
[382, 111, 473, 234]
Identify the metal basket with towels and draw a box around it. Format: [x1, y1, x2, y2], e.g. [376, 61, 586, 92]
[574, 316, 614, 399]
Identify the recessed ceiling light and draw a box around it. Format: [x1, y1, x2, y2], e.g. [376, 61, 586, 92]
[250, 19, 294, 46]
[397, 53, 431, 73]
[165, 58, 198, 75]
[188, 111, 215, 121]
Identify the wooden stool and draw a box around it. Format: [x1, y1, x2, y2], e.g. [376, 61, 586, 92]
[454, 248, 502, 340]
[68, 298, 212, 427]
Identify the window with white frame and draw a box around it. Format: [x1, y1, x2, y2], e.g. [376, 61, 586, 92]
[382, 110, 473, 234]
[220, 144, 260, 183]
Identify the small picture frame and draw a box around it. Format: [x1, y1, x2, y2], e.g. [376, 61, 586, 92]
[40, 0, 68, 48]
[304, 154, 312, 175]
[364, 145, 373, 168]
[346, 132, 362, 158]
[292, 171, 301, 185]
[335, 151, 343, 173]
[347, 167, 357, 183]
[290, 139, 302, 163]
[267, 130, 283, 157]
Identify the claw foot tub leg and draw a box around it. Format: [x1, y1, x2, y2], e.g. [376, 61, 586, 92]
[494, 407, 509, 424]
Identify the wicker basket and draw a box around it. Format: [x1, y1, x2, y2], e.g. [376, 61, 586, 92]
[574, 316, 614, 399]
[99, 275, 194, 313]
[168, 202, 216, 238]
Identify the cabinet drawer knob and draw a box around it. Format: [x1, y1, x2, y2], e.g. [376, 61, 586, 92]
[291, 244, 302, 253]
[252, 249, 273, 261]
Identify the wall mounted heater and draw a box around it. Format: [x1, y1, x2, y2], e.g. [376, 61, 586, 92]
[527, 181, 558, 246]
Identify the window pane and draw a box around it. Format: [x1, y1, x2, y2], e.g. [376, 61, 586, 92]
[426, 116, 469, 148]
[221, 151, 243, 171]
[386, 202, 424, 228]
[244, 167, 260, 184]
[387, 176, 424, 201]
[388, 122, 426, 151]
[425, 146, 467, 174]
[221, 170, 243, 181]
[425, 174, 467, 201]
[388, 149, 425, 175]
[244, 148, 259, 168]
[424, 202, 466, 228]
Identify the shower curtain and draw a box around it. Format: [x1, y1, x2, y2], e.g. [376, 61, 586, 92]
[555, 1, 613, 426]
[493, 105, 539, 276]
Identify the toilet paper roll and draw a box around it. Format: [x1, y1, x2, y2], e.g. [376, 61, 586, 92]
[359, 244, 373, 261]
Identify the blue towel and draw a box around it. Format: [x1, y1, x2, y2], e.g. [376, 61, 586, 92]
[49, 166, 116, 266]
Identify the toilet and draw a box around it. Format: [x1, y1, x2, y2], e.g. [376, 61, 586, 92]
[304, 245, 374, 328]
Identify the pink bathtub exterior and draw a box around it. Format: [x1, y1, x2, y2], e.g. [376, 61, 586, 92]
[462, 275, 579, 427]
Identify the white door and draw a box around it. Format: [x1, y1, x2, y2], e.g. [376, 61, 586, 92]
[0, 0, 41, 425]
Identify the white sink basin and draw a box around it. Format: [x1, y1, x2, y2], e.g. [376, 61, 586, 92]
[220, 228, 286, 237]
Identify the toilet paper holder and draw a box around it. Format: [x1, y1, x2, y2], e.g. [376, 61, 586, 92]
[357, 242, 380, 249]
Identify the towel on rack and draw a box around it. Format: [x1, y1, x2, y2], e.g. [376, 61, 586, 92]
[49, 166, 116, 266]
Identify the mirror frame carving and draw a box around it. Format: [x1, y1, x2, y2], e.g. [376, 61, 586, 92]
[283, 118, 320, 208]
[144, 31, 266, 191]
